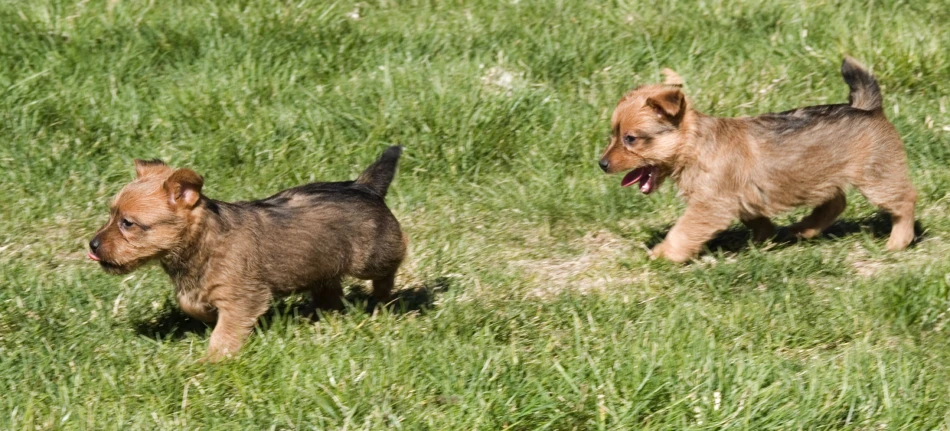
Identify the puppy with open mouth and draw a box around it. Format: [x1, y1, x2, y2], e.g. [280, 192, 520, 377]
[599, 57, 916, 262]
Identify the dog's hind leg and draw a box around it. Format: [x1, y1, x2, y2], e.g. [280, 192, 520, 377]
[858, 181, 917, 251]
[741, 216, 775, 243]
[788, 191, 847, 239]
[309, 278, 345, 313]
[370, 271, 396, 308]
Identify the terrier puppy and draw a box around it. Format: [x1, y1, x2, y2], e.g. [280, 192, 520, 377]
[89, 146, 407, 360]
[599, 57, 916, 263]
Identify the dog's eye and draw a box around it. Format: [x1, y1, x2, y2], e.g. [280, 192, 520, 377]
[119, 218, 135, 229]
[623, 135, 637, 145]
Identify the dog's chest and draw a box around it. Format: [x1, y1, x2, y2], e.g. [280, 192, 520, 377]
[163, 264, 216, 321]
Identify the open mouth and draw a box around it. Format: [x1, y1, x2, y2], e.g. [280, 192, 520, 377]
[621, 166, 660, 194]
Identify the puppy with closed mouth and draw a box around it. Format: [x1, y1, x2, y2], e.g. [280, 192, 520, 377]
[599, 57, 916, 263]
[89, 146, 407, 361]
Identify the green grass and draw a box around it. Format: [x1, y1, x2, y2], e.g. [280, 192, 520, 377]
[2, 0, 950, 428]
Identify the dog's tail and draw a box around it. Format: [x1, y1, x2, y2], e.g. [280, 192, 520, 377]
[355, 146, 403, 197]
[841, 56, 882, 111]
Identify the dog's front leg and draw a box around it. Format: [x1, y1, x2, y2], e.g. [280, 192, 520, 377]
[205, 289, 271, 362]
[651, 204, 733, 263]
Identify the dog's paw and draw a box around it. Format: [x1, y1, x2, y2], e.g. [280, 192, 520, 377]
[650, 242, 692, 263]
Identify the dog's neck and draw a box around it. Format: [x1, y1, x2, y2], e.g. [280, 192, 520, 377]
[159, 197, 229, 289]
[668, 108, 731, 198]
[667, 108, 709, 178]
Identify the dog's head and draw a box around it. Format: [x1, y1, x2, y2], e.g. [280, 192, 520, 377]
[598, 69, 689, 194]
[88, 159, 204, 274]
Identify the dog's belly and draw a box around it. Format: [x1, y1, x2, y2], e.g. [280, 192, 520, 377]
[252, 235, 404, 293]
[739, 178, 849, 218]
[737, 143, 858, 217]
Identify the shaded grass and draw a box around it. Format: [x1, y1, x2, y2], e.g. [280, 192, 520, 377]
[2, 0, 950, 429]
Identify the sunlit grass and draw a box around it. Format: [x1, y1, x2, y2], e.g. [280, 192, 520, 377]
[2, 0, 950, 429]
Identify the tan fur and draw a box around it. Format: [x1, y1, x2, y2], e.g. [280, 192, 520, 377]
[599, 58, 916, 262]
[90, 148, 407, 361]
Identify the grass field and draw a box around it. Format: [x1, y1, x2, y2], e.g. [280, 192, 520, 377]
[3, 0, 950, 429]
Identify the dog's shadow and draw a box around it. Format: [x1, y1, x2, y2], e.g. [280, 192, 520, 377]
[646, 211, 926, 256]
[133, 277, 453, 341]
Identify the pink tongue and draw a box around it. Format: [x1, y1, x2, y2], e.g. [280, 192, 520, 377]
[640, 173, 655, 194]
[621, 168, 648, 187]
[621, 167, 657, 194]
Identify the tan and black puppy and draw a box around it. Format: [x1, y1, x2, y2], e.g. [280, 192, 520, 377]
[599, 57, 916, 262]
[89, 147, 407, 360]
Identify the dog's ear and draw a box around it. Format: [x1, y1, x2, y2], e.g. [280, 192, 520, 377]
[163, 168, 204, 208]
[646, 88, 686, 124]
[661, 68, 683, 87]
[134, 159, 169, 178]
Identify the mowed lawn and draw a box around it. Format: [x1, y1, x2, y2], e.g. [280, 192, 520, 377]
[2, 0, 950, 429]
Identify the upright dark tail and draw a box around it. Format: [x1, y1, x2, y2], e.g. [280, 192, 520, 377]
[841, 56, 882, 111]
[355, 146, 403, 197]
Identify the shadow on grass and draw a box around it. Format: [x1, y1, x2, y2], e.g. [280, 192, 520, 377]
[133, 276, 453, 341]
[646, 211, 926, 255]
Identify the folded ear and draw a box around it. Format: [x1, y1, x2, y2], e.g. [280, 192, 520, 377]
[661, 68, 683, 87]
[163, 168, 204, 208]
[134, 159, 169, 178]
[646, 88, 686, 124]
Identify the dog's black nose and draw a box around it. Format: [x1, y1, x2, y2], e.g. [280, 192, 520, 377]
[598, 159, 609, 172]
[89, 237, 100, 252]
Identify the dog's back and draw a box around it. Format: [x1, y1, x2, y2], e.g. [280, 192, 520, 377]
[699, 58, 901, 216]
[210, 147, 406, 293]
